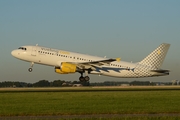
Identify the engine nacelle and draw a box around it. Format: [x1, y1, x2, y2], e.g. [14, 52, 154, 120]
[55, 62, 77, 74]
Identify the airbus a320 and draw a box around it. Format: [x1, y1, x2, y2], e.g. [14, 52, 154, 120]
[11, 43, 170, 82]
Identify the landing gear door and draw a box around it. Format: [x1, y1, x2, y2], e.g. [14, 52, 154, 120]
[31, 46, 37, 56]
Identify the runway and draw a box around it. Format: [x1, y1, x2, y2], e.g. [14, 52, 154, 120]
[0, 86, 180, 92]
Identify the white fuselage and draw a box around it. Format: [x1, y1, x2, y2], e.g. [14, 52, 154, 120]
[11, 45, 168, 78]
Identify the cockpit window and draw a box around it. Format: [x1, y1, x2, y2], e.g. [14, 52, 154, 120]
[18, 47, 27, 50]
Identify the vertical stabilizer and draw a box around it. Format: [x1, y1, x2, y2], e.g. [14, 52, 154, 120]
[139, 43, 170, 70]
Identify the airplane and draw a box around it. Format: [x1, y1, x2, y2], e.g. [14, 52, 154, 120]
[11, 43, 170, 82]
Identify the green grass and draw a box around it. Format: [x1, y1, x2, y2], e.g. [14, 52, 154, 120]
[0, 88, 180, 117]
[1, 116, 180, 120]
[59, 117, 180, 120]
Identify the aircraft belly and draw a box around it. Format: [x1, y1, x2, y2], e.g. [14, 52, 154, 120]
[19, 55, 38, 63]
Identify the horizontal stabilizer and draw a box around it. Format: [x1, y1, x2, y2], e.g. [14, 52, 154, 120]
[150, 70, 170, 73]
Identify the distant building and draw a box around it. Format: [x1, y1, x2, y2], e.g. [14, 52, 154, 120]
[177, 80, 179, 85]
[172, 80, 179, 85]
[62, 82, 72, 86]
[73, 84, 82, 87]
[120, 84, 130, 86]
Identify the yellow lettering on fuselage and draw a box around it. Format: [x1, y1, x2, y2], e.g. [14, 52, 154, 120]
[59, 51, 70, 55]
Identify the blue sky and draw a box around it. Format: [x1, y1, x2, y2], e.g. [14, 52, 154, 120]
[0, 0, 179, 83]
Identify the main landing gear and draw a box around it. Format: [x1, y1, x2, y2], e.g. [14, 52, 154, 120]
[28, 62, 34, 72]
[79, 71, 90, 82]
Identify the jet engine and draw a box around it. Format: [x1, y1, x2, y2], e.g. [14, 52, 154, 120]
[55, 62, 77, 74]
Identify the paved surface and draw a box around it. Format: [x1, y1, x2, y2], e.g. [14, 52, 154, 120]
[1, 114, 180, 120]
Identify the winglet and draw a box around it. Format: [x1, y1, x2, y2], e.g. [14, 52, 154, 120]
[116, 58, 121, 62]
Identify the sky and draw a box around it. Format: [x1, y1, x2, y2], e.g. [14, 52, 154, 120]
[0, 0, 180, 83]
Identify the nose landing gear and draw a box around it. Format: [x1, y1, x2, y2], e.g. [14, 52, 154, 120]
[28, 62, 34, 72]
[28, 68, 33, 72]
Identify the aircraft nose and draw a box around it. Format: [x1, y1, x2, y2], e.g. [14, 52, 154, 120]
[11, 50, 18, 57]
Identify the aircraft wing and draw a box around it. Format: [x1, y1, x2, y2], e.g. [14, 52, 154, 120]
[80, 58, 120, 66]
[68, 58, 120, 69]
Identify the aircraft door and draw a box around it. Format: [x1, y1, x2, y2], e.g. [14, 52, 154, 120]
[31, 46, 37, 56]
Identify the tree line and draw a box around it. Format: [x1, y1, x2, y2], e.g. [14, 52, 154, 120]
[0, 80, 172, 87]
[0, 80, 87, 87]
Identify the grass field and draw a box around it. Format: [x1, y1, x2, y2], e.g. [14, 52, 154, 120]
[0, 86, 180, 119]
